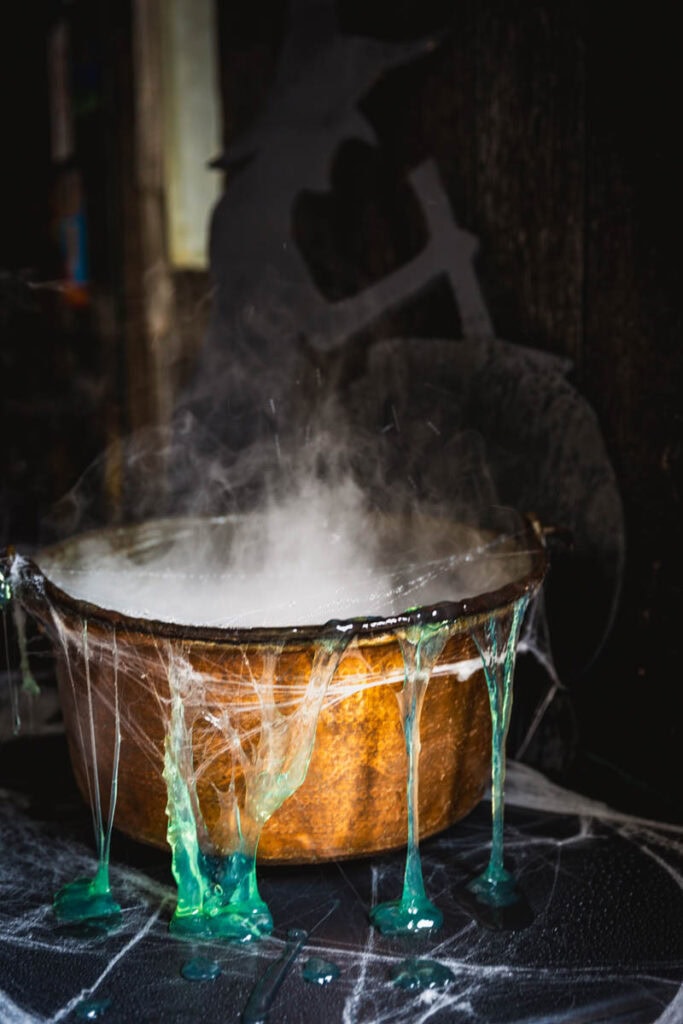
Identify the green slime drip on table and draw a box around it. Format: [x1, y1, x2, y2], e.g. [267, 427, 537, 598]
[53, 621, 122, 929]
[53, 864, 121, 929]
[392, 958, 455, 991]
[370, 622, 451, 935]
[165, 638, 346, 943]
[181, 957, 222, 980]
[302, 957, 340, 985]
[74, 997, 112, 1020]
[468, 596, 528, 907]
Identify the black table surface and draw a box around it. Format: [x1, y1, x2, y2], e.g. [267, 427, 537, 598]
[0, 734, 681, 1024]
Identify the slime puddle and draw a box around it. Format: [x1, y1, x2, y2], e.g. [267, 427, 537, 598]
[370, 621, 452, 935]
[302, 957, 340, 985]
[53, 869, 121, 932]
[391, 958, 455, 991]
[181, 957, 222, 980]
[74, 997, 112, 1020]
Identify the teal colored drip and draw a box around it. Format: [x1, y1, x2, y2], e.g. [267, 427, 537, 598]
[391, 958, 455, 991]
[169, 849, 273, 943]
[466, 869, 520, 908]
[369, 690, 443, 934]
[164, 638, 346, 944]
[371, 623, 450, 936]
[163, 672, 273, 944]
[75, 997, 112, 1020]
[469, 596, 529, 906]
[370, 895, 442, 936]
[302, 957, 340, 985]
[181, 957, 222, 980]
[53, 862, 121, 926]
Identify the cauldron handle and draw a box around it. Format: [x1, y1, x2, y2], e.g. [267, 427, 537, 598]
[0, 548, 54, 630]
[525, 515, 573, 553]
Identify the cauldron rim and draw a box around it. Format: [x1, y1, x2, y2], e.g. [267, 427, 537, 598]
[15, 509, 548, 645]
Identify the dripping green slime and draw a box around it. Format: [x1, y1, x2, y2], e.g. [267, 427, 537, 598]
[163, 638, 346, 943]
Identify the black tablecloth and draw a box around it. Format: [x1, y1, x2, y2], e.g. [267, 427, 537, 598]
[0, 736, 681, 1023]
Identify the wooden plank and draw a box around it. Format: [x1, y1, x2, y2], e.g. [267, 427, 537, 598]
[474, 0, 585, 366]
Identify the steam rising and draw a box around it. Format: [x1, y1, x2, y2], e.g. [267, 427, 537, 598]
[38, 480, 531, 629]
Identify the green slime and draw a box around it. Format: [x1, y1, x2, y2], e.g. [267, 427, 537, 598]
[391, 958, 455, 991]
[468, 596, 528, 907]
[302, 957, 340, 985]
[74, 997, 112, 1020]
[370, 622, 451, 935]
[53, 864, 121, 929]
[164, 638, 346, 943]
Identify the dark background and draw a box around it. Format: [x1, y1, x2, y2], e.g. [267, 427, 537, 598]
[1, 0, 681, 822]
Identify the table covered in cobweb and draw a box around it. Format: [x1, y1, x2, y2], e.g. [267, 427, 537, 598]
[0, 734, 681, 1024]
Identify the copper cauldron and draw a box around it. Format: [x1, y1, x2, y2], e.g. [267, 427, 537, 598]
[15, 511, 547, 863]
